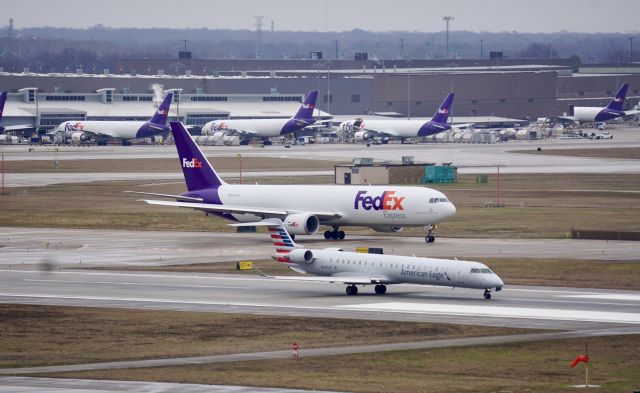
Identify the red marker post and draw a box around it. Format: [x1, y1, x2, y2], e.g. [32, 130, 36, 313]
[292, 341, 299, 360]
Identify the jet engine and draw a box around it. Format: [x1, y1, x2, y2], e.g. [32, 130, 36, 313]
[284, 213, 320, 235]
[288, 249, 314, 263]
[371, 226, 403, 233]
[354, 130, 372, 142]
[71, 132, 89, 144]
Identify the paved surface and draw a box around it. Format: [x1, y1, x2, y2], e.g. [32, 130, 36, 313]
[2, 128, 640, 179]
[1, 326, 638, 376]
[0, 377, 342, 392]
[1, 269, 640, 330]
[1, 228, 638, 269]
[2, 170, 333, 187]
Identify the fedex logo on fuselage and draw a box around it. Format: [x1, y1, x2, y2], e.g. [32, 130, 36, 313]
[182, 157, 203, 169]
[354, 191, 405, 211]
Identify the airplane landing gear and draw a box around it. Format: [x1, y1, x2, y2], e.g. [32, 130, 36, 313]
[346, 285, 358, 296]
[324, 226, 346, 240]
[374, 284, 387, 295]
[425, 225, 436, 243]
[483, 289, 492, 300]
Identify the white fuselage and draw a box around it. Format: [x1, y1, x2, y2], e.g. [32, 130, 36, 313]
[202, 119, 289, 138]
[215, 184, 456, 227]
[572, 107, 606, 123]
[299, 249, 503, 289]
[57, 120, 151, 140]
[341, 119, 428, 138]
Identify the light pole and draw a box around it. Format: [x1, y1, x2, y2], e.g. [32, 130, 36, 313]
[326, 60, 332, 116]
[480, 39, 484, 59]
[442, 16, 454, 59]
[629, 37, 635, 63]
[407, 60, 412, 119]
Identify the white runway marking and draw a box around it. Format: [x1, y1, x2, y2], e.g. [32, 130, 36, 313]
[22, 279, 248, 290]
[559, 294, 640, 302]
[336, 302, 640, 324]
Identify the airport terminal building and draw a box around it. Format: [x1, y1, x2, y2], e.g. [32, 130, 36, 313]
[1, 58, 640, 132]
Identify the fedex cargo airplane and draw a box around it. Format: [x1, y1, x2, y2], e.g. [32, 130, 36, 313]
[200, 91, 318, 143]
[52, 92, 173, 145]
[560, 84, 639, 123]
[249, 218, 503, 299]
[0, 92, 34, 133]
[340, 93, 457, 142]
[131, 121, 457, 243]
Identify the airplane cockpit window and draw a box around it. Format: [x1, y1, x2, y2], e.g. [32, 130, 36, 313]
[470, 268, 481, 273]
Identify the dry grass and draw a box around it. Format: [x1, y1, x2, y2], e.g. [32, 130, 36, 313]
[0, 304, 529, 368]
[52, 334, 640, 393]
[3, 157, 342, 173]
[511, 146, 640, 159]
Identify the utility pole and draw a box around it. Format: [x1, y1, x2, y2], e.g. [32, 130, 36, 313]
[254, 16, 264, 59]
[442, 16, 454, 59]
[480, 39, 484, 59]
[629, 37, 635, 63]
[400, 38, 404, 59]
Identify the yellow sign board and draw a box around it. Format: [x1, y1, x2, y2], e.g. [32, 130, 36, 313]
[237, 261, 254, 270]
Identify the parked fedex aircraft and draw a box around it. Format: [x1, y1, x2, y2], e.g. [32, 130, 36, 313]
[340, 93, 459, 142]
[200, 91, 318, 143]
[130, 122, 456, 243]
[560, 84, 639, 123]
[0, 92, 34, 133]
[249, 218, 503, 299]
[52, 92, 173, 145]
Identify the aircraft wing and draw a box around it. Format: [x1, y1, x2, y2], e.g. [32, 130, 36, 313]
[1, 124, 34, 131]
[255, 268, 389, 284]
[140, 199, 343, 220]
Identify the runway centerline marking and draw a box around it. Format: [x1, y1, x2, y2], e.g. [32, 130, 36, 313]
[335, 302, 640, 324]
[559, 294, 640, 302]
[22, 279, 248, 290]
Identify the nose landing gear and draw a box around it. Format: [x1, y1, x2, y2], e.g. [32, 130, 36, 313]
[425, 225, 436, 243]
[483, 289, 492, 300]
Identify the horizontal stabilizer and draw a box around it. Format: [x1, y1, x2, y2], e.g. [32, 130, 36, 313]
[124, 191, 203, 202]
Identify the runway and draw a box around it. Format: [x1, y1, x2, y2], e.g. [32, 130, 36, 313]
[1, 227, 638, 269]
[0, 377, 341, 393]
[1, 269, 639, 330]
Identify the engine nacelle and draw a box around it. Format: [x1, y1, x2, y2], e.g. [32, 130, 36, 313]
[371, 226, 403, 233]
[283, 213, 320, 235]
[354, 130, 372, 142]
[71, 132, 89, 144]
[288, 249, 314, 264]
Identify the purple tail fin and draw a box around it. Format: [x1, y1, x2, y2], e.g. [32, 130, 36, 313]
[150, 92, 173, 125]
[606, 84, 628, 111]
[293, 91, 318, 120]
[430, 93, 455, 124]
[170, 122, 225, 191]
[0, 92, 6, 120]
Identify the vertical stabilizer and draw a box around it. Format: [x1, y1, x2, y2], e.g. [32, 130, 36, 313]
[170, 121, 225, 191]
[606, 84, 628, 111]
[150, 92, 173, 125]
[430, 92, 455, 124]
[293, 91, 318, 120]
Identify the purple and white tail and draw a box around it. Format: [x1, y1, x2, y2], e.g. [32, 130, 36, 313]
[149, 92, 173, 125]
[606, 83, 628, 111]
[170, 121, 225, 191]
[293, 91, 318, 120]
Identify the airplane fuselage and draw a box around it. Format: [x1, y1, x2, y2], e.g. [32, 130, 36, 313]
[572, 107, 625, 123]
[343, 119, 450, 139]
[296, 249, 503, 290]
[57, 120, 169, 140]
[183, 184, 456, 227]
[203, 118, 315, 138]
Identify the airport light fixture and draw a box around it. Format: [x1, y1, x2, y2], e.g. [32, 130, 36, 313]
[442, 16, 454, 59]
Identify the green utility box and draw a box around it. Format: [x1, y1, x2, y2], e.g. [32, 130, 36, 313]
[476, 175, 489, 184]
[422, 165, 458, 183]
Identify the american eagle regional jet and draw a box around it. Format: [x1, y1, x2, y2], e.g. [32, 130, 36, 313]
[249, 218, 504, 299]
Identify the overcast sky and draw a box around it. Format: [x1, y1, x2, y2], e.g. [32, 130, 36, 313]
[4, 0, 639, 33]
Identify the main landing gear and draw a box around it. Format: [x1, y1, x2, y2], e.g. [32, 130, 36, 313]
[483, 289, 492, 300]
[425, 225, 436, 243]
[324, 226, 345, 240]
[345, 284, 387, 296]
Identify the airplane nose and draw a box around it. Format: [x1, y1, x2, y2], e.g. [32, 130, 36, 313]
[448, 202, 457, 217]
[495, 275, 504, 289]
